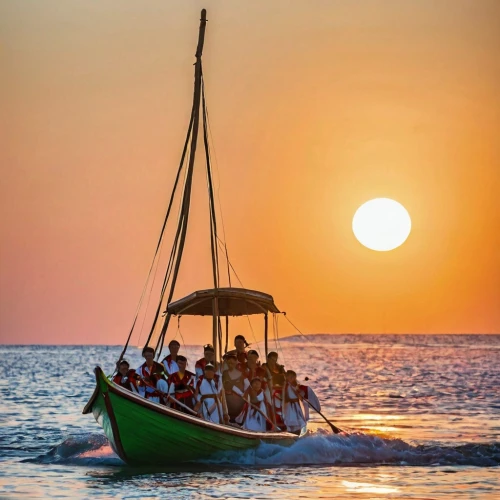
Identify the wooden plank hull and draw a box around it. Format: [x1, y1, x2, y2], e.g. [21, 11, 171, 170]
[83, 366, 299, 465]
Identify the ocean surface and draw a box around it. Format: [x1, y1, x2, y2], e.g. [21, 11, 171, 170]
[0, 334, 499, 499]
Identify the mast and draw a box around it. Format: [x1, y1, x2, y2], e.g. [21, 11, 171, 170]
[163, 6, 207, 308]
[146, 9, 210, 355]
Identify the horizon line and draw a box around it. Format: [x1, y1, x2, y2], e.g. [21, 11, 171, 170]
[1, 331, 499, 347]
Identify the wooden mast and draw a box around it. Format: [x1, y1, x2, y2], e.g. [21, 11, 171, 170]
[196, 10, 221, 363]
[152, 9, 208, 354]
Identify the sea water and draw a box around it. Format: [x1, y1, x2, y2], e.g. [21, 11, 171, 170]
[0, 335, 499, 498]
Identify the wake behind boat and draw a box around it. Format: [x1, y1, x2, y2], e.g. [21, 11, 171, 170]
[83, 9, 328, 465]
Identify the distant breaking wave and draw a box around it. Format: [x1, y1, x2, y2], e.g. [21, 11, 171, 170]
[278, 333, 500, 349]
[30, 432, 500, 468]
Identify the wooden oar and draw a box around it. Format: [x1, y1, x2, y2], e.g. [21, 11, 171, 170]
[233, 391, 279, 432]
[130, 375, 199, 416]
[166, 394, 199, 416]
[288, 383, 344, 434]
[263, 367, 279, 427]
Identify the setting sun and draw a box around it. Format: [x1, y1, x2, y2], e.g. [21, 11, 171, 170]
[352, 198, 411, 252]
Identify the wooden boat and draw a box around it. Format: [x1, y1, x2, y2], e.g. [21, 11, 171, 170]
[83, 367, 297, 465]
[83, 9, 303, 465]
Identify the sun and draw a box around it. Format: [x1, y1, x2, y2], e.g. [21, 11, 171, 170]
[352, 198, 411, 251]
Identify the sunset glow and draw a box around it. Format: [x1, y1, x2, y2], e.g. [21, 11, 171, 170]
[1, 1, 499, 344]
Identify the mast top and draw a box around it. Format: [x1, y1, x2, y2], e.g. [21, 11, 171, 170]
[196, 9, 208, 58]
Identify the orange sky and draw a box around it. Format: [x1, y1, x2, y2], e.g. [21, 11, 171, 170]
[1, 1, 499, 345]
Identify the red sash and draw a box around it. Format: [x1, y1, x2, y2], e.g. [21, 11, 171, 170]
[169, 371, 195, 400]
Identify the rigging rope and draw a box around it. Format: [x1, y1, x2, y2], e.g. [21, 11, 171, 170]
[137, 146, 191, 349]
[151, 27, 206, 356]
[202, 81, 232, 287]
[116, 110, 195, 366]
[135, 244, 162, 349]
[275, 313, 287, 367]
[150, 146, 194, 356]
[201, 76, 221, 291]
[215, 235, 249, 305]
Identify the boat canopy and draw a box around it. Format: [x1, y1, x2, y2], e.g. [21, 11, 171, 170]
[167, 287, 280, 316]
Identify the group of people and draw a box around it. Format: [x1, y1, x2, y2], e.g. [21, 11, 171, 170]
[113, 335, 320, 434]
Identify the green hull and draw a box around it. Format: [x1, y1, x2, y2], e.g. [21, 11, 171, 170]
[83, 366, 298, 465]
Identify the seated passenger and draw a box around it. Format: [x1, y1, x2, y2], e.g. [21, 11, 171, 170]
[113, 360, 138, 393]
[222, 354, 249, 421]
[195, 344, 220, 380]
[135, 346, 168, 404]
[167, 355, 196, 413]
[283, 370, 307, 434]
[297, 379, 322, 421]
[194, 364, 228, 424]
[161, 339, 181, 376]
[225, 335, 249, 366]
[241, 349, 266, 385]
[262, 351, 286, 428]
[236, 377, 271, 432]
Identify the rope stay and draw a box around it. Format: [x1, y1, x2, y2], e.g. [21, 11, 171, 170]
[202, 84, 232, 288]
[116, 109, 195, 368]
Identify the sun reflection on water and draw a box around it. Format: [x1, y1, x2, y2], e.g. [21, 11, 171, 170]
[342, 480, 400, 495]
[350, 414, 404, 421]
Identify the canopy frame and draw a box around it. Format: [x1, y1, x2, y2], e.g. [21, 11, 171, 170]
[166, 287, 280, 317]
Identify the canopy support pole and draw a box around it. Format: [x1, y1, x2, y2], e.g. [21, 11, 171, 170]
[264, 313, 269, 359]
[212, 297, 219, 362]
[224, 316, 229, 354]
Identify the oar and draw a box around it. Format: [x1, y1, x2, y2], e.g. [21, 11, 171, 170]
[166, 394, 199, 416]
[233, 391, 279, 431]
[263, 367, 279, 427]
[129, 375, 199, 416]
[288, 383, 344, 434]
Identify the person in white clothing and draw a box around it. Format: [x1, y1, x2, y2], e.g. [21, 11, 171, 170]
[222, 354, 249, 421]
[135, 346, 168, 404]
[282, 370, 307, 434]
[161, 339, 181, 376]
[194, 364, 228, 424]
[297, 378, 321, 421]
[195, 344, 221, 381]
[236, 377, 271, 432]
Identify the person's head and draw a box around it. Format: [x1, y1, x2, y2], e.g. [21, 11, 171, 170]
[250, 377, 262, 392]
[176, 355, 187, 372]
[234, 335, 247, 352]
[286, 369, 297, 384]
[267, 351, 278, 365]
[142, 346, 155, 363]
[119, 360, 130, 376]
[204, 363, 216, 380]
[168, 340, 180, 356]
[247, 349, 259, 366]
[225, 353, 237, 370]
[204, 344, 215, 362]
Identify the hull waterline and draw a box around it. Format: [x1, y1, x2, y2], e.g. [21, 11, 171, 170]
[83, 366, 299, 465]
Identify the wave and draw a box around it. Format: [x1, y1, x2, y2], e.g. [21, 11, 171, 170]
[26, 433, 124, 466]
[30, 431, 500, 468]
[204, 430, 500, 467]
